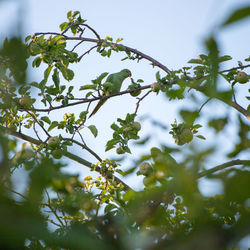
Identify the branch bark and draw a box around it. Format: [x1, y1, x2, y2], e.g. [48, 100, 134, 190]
[1, 125, 132, 191]
[34, 32, 171, 74]
[197, 159, 250, 178]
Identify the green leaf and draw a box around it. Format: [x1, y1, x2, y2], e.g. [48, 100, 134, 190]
[218, 55, 232, 63]
[32, 57, 42, 68]
[196, 135, 206, 140]
[25, 35, 31, 43]
[68, 86, 74, 93]
[247, 104, 250, 115]
[30, 81, 40, 89]
[92, 72, 109, 85]
[48, 121, 58, 131]
[88, 125, 98, 137]
[245, 56, 250, 62]
[180, 110, 199, 125]
[222, 6, 250, 26]
[155, 71, 161, 81]
[51, 35, 64, 44]
[60, 22, 69, 31]
[105, 139, 117, 151]
[44, 65, 53, 82]
[60, 67, 74, 81]
[104, 204, 118, 213]
[137, 79, 144, 83]
[79, 84, 97, 91]
[111, 123, 120, 131]
[193, 124, 202, 129]
[208, 118, 228, 132]
[52, 69, 60, 87]
[206, 36, 219, 93]
[85, 91, 93, 98]
[188, 59, 203, 64]
[40, 116, 51, 124]
[67, 69, 74, 81]
[67, 11, 72, 19]
[79, 111, 88, 120]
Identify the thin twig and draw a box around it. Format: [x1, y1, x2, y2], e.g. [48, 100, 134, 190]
[6, 188, 28, 200]
[34, 32, 171, 73]
[197, 159, 250, 178]
[1, 125, 132, 191]
[134, 90, 152, 114]
[57, 192, 68, 227]
[220, 64, 250, 73]
[62, 137, 103, 162]
[80, 23, 101, 40]
[45, 189, 65, 227]
[26, 84, 153, 112]
[198, 98, 212, 113]
[78, 45, 98, 61]
[71, 40, 84, 52]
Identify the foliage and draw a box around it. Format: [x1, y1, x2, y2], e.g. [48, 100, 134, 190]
[0, 6, 250, 250]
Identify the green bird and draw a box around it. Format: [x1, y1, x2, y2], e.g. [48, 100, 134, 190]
[89, 69, 131, 117]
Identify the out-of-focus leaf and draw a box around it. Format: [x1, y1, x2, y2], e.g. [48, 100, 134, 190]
[222, 6, 250, 26]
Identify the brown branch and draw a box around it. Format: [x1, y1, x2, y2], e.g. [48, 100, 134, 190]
[214, 96, 250, 120]
[34, 32, 170, 73]
[30, 84, 153, 112]
[0, 125, 132, 191]
[78, 45, 98, 61]
[134, 90, 152, 114]
[197, 159, 250, 178]
[219, 64, 250, 73]
[62, 137, 102, 162]
[228, 101, 250, 120]
[45, 189, 65, 227]
[189, 84, 250, 121]
[80, 23, 101, 40]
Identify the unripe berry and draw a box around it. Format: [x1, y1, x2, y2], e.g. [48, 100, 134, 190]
[47, 136, 60, 149]
[236, 72, 249, 84]
[139, 162, 154, 176]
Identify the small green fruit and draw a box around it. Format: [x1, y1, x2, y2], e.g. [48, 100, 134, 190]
[22, 149, 36, 159]
[52, 149, 63, 159]
[132, 122, 141, 131]
[123, 126, 133, 133]
[150, 147, 161, 158]
[19, 96, 33, 107]
[47, 136, 60, 149]
[143, 176, 156, 187]
[236, 72, 249, 84]
[116, 147, 125, 155]
[151, 82, 161, 92]
[12, 151, 22, 165]
[139, 162, 154, 176]
[175, 127, 193, 145]
[128, 84, 141, 97]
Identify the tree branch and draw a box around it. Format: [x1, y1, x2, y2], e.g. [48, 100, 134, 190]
[0, 125, 132, 191]
[220, 64, 250, 73]
[34, 32, 171, 73]
[197, 159, 250, 178]
[29, 84, 153, 112]
[62, 137, 102, 162]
